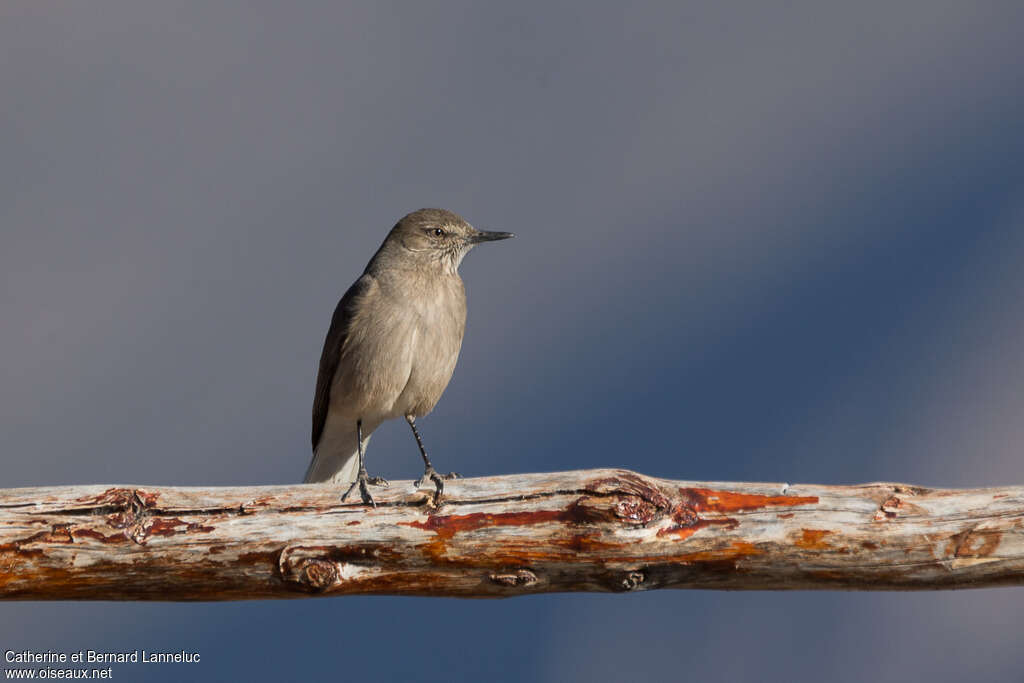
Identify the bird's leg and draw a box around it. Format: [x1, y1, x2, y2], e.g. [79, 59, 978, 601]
[406, 415, 459, 500]
[342, 419, 389, 507]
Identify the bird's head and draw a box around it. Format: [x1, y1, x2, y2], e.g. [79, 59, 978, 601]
[386, 208, 513, 273]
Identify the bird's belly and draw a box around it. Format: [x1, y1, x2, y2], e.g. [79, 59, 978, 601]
[395, 325, 462, 418]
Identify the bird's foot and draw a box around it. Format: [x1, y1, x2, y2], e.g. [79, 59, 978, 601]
[415, 467, 459, 502]
[341, 471, 390, 508]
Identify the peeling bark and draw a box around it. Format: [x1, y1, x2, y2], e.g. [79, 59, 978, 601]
[0, 469, 1022, 600]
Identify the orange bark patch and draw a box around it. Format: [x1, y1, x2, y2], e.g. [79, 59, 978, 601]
[946, 528, 1002, 558]
[19, 526, 74, 546]
[558, 534, 622, 553]
[795, 529, 832, 550]
[400, 509, 568, 540]
[400, 504, 631, 567]
[73, 487, 134, 507]
[657, 517, 737, 540]
[134, 489, 160, 507]
[671, 540, 764, 564]
[657, 489, 817, 542]
[146, 518, 215, 537]
[681, 488, 818, 513]
[71, 528, 129, 544]
[971, 533, 1003, 558]
[729, 541, 761, 556]
[0, 526, 77, 559]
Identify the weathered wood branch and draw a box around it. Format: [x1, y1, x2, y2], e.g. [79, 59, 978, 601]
[1, 469, 1022, 600]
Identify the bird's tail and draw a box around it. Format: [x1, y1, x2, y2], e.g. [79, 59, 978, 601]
[303, 421, 371, 484]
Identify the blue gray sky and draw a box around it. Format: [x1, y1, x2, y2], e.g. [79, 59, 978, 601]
[2, 2, 1024, 681]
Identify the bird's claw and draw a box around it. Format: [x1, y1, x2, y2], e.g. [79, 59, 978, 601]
[342, 471, 389, 507]
[415, 467, 459, 488]
[415, 467, 459, 503]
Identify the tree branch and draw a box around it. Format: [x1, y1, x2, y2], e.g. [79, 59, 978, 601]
[1, 469, 1022, 600]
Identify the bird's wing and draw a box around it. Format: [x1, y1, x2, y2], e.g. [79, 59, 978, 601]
[311, 273, 373, 451]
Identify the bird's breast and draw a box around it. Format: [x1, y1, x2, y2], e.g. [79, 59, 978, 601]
[396, 277, 466, 417]
[331, 272, 466, 420]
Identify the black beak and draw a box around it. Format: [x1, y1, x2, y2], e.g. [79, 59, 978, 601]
[470, 230, 515, 244]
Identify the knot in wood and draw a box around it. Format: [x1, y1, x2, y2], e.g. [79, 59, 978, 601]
[875, 495, 903, 520]
[95, 488, 158, 544]
[299, 560, 339, 591]
[587, 472, 673, 512]
[621, 571, 645, 591]
[614, 498, 659, 525]
[567, 495, 662, 526]
[279, 546, 347, 591]
[489, 569, 538, 587]
[873, 494, 924, 521]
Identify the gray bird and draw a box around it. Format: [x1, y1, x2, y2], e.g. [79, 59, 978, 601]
[304, 208, 513, 505]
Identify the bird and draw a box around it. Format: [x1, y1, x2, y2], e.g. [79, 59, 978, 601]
[304, 208, 513, 506]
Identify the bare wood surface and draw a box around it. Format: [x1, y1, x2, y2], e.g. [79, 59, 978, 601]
[0, 469, 1022, 600]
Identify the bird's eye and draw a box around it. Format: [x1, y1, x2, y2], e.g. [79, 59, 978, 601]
[432, 228, 445, 237]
